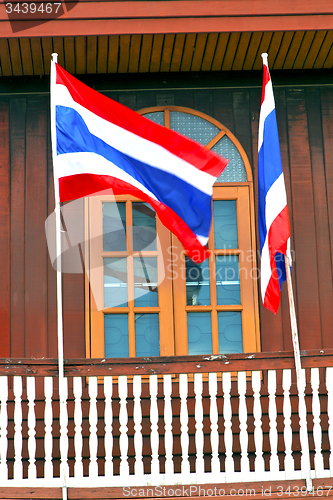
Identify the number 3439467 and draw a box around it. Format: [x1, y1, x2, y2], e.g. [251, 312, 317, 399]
[5, 3, 62, 14]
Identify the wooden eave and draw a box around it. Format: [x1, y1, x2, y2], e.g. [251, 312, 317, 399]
[1, 0, 333, 76]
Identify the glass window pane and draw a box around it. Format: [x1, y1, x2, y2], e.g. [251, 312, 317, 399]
[216, 256, 241, 305]
[134, 257, 158, 307]
[133, 203, 157, 251]
[187, 312, 212, 355]
[103, 202, 126, 251]
[104, 314, 129, 357]
[170, 112, 219, 146]
[212, 135, 248, 183]
[135, 314, 160, 357]
[218, 312, 243, 354]
[104, 258, 127, 307]
[143, 112, 164, 126]
[185, 257, 210, 306]
[213, 200, 238, 249]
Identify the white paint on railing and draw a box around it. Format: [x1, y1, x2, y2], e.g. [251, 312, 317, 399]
[59, 377, 69, 485]
[163, 374, 173, 481]
[326, 367, 333, 475]
[238, 371, 250, 478]
[27, 377, 36, 480]
[179, 373, 190, 481]
[118, 376, 129, 477]
[0, 376, 8, 481]
[133, 375, 144, 480]
[252, 370, 265, 477]
[13, 376, 23, 482]
[89, 377, 98, 479]
[150, 375, 159, 477]
[222, 372, 233, 476]
[311, 367, 324, 477]
[73, 377, 83, 479]
[268, 370, 279, 476]
[298, 369, 311, 480]
[44, 377, 53, 481]
[282, 369, 295, 477]
[208, 372, 219, 475]
[194, 373, 204, 481]
[104, 376, 113, 478]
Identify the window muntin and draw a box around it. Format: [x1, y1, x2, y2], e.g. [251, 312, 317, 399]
[86, 106, 260, 359]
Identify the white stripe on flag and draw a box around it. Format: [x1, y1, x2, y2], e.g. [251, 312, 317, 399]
[258, 79, 275, 151]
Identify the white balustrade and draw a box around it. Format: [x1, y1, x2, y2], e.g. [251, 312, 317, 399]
[0, 364, 331, 488]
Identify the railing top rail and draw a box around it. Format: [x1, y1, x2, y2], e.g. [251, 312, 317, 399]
[0, 348, 332, 376]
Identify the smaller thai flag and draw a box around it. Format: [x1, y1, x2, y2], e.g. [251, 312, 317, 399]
[50, 62, 228, 263]
[258, 53, 291, 314]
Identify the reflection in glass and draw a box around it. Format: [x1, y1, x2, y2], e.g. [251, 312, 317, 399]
[213, 200, 238, 249]
[185, 257, 210, 306]
[103, 202, 126, 251]
[143, 112, 164, 126]
[187, 312, 212, 355]
[104, 314, 129, 357]
[104, 258, 127, 308]
[135, 314, 160, 357]
[134, 257, 158, 307]
[218, 312, 243, 354]
[216, 256, 241, 305]
[133, 203, 157, 251]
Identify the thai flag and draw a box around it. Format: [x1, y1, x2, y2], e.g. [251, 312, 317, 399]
[258, 54, 291, 314]
[50, 62, 228, 263]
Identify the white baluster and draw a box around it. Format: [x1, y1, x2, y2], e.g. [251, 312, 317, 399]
[27, 377, 36, 480]
[104, 376, 113, 478]
[326, 367, 333, 474]
[194, 373, 204, 481]
[179, 373, 190, 480]
[252, 370, 264, 477]
[118, 376, 129, 477]
[282, 369, 294, 476]
[13, 376, 23, 482]
[163, 374, 173, 481]
[73, 377, 83, 479]
[311, 367, 324, 477]
[222, 372, 233, 477]
[133, 375, 143, 479]
[150, 374, 159, 478]
[298, 369, 312, 480]
[268, 370, 279, 477]
[59, 376, 69, 485]
[209, 372, 219, 476]
[44, 377, 53, 480]
[238, 371, 249, 477]
[89, 377, 98, 479]
[0, 376, 8, 481]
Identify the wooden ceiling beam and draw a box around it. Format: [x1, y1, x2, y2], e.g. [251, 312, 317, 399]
[2, 15, 333, 39]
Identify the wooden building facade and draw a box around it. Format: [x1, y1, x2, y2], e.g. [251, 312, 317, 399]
[1, 1, 333, 498]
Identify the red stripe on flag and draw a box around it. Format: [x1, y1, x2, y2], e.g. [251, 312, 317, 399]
[55, 64, 228, 178]
[59, 173, 210, 263]
[261, 64, 270, 105]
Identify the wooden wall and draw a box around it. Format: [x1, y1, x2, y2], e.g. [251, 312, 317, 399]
[0, 82, 333, 358]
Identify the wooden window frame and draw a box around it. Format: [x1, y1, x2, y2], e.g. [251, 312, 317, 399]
[85, 106, 260, 360]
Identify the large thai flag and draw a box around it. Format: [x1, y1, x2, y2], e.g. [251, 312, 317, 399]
[50, 62, 228, 263]
[258, 54, 291, 314]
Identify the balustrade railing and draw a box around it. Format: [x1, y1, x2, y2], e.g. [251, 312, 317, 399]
[0, 350, 332, 489]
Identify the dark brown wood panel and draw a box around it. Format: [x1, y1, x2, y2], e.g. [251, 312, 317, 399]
[306, 88, 333, 348]
[10, 97, 27, 358]
[286, 89, 321, 349]
[0, 99, 10, 357]
[25, 97, 48, 358]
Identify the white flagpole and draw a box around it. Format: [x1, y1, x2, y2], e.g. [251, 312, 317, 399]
[284, 256, 312, 492]
[50, 53, 67, 500]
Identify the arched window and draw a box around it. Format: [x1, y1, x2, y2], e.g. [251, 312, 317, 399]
[86, 107, 260, 358]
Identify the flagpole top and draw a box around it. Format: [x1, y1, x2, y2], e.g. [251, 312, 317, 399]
[51, 53, 58, 63]
[261, 53, 268, 65]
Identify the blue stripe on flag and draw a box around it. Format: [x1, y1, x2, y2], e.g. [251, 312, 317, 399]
[56, 105, 212, 237]
[258, 109, 284, 251]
